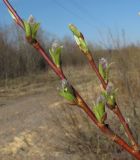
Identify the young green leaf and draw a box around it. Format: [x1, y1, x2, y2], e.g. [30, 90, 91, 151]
[99, 58, 110, 82]
[31, 23, 40, 39]
[93, 103, 106, 123]
[101, 90, 107, 99]
[99, 63, 106, 80]
[49, 46, 62, 68]
[24, 21, 32, 38]
[69, 24, 81, 38]
[69, 24, 92, 60]
[102, 82, 117, 108]
[79, 37, 89, 53]
[59, 80, 76, 102]
[106, 94, 116, 107]
[59, 90, 75, 101]
[93, 95, 106, 123]
[23, 16, 40, 42]
[74, 35, 80, 46]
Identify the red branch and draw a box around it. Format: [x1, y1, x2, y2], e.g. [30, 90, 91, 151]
[2, 0, 140, 159]
[88, 51, 139, 150]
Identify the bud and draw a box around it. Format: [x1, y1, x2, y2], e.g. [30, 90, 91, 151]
[59, 79, 76, 102]
[96, 95, 106, 105]
[24, 21, 32, 38]
[62, 79, 69, 90]
[78, 37, 89, 53]
[73, 36, 89, 54]
[99, 57, 110, 82]
[28, 15, 35, 25]
[99, 58, 108, 70]
[106, 82, 114, 95]
[23, 15, 40, 43]
[102, 82, 117, 109]
[49, 41, 63, 68]
[69, 24, 92, 60]
[69, 24, 81, 38]
[52, 41, 60, 51]
[93, 95, 107, 124]
[107, 95, 116, 108]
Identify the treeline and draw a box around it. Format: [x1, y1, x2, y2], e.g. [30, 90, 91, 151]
[0, 23, 140, 79]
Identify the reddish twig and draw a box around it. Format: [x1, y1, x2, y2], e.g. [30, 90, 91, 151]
[88, 56, 107, 89]
[3, 0, 24, 29]
[75, 92, 140, 160]
[88, 50, 139, 151]
[113, 104, 139, 151]
[33, 42, 66, 80]
[3, 0, 140, 159]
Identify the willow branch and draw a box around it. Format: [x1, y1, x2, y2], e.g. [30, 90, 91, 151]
[3, 0, 140, 159]
[88, 50, 139, 150]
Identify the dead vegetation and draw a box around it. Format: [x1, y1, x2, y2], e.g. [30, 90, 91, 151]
[0, 23, 140, 159]
[0, 63, 140, 159]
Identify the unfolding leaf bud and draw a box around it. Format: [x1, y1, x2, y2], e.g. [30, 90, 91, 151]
[49, 41, 63, 68]
[52, 41, 60, 50]
[24, 15, 40, 44]
[93, 95, 107, 124]
[99, 57, 110, 82]
[99, 58, 108, 70]
[69, 24, 81, 38]
[105, 82, 117, 108]
[69, 24, 92, 60]
[28, 15, 35, 25]
[59, 79, 76, 102]
[106, 82, 114, 94]
[96, 95, 106, 105]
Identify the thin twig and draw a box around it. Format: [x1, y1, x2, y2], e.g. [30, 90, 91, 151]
[88, 51, 139, 151]
[3, 0, 140, 159]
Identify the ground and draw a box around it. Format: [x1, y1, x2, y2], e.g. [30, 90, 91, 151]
[0, 66, 139, 160]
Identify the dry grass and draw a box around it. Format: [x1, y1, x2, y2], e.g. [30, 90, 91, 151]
[0, 64, 140, 160]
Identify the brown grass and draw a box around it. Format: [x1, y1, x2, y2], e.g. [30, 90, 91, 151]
[0, 63, 140, 159]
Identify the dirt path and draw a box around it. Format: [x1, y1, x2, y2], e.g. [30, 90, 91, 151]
[0, 90, 68, 158]
[0, 78, 139, 160]
[0, 89, 97, 160]
[0, 89, 59, 143]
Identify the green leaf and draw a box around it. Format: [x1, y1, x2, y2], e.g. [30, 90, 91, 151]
[31, 23, 40, 39]
[74, 36, 89, 53]
[69, 24, 81, 38]
[93, 103, 106, 123]
[107, 94, 116, 107]
[49, 48, 55, 62]
[23, 21, 32, 37]
[49, 47, 62, 68]
[59, 90, 75, 101]
[102, 83, 117, 108]
[99, 63, 105, 80]
[74, 35, 80, 45]
[79, 38, 89, 53]
[101, 91, 107, 99]
[105, 69, 109, 81]
[105, 65, 111, 81]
